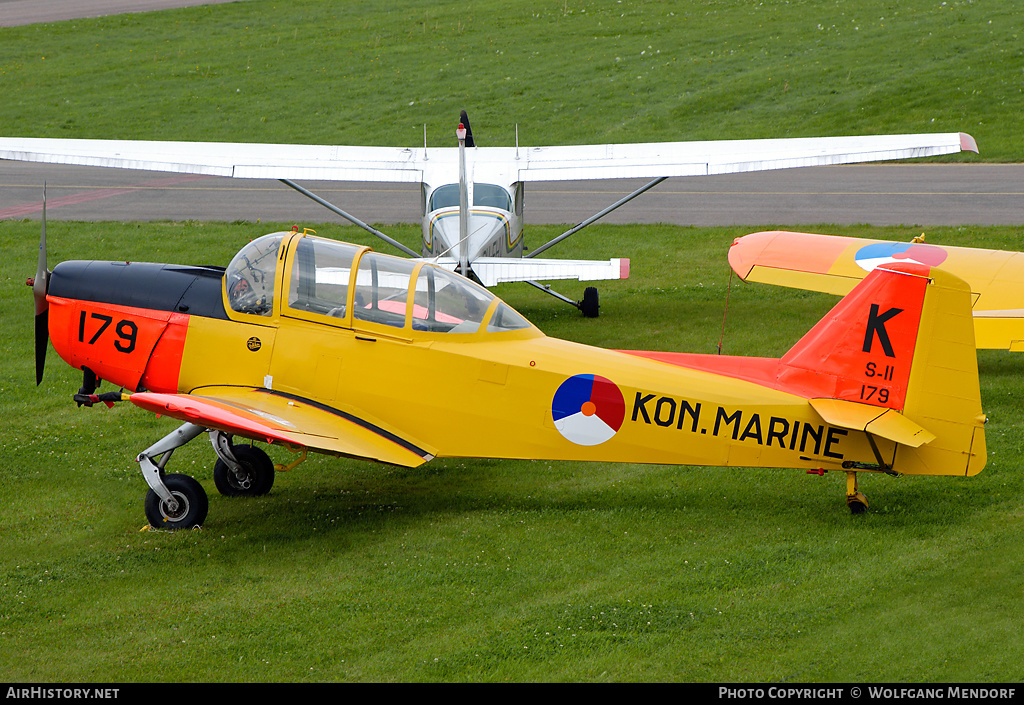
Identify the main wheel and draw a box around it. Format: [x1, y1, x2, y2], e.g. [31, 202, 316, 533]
[213, 445, 276, 497]
[580, 286, 599, 318]
[144, 474, 209, 530]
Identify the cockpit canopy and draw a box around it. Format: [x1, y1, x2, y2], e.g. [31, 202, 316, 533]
[226, 232, 532, 335]
[225, 233, 283, 316]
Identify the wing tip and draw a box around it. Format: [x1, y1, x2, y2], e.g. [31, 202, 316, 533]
[727, 230, 780, 280]
[959, 132, 979, 154]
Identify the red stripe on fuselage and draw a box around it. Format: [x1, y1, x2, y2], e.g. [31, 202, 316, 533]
[140, 312, 189, 392]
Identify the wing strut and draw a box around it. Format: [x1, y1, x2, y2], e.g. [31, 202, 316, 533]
[527, 177, 668, 258]
[525, 279, 579, 306]
[279, 179, 419, 258]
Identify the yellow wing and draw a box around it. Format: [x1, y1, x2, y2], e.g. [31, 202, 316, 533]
[130, 387, 436, 468]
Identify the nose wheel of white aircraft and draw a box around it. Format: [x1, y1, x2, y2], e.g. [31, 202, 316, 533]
[213, 444, 276, 497]
[144, 473, 209, 530]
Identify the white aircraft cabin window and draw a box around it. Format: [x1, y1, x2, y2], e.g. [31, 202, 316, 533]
[352, 253, 417, 328]
[428, 184, 460, 211]
[226, 233, 283, 316]
[411, 265, 494, 334]
[287, 237, 361, 318]
[428, 183, 511, 211]
[472, 183, 513, 210]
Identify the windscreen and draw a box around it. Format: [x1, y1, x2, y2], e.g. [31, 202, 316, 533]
[225, 233, 284, 316]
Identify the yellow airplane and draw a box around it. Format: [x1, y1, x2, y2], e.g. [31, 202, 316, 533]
[729, 230, 1024, 351]
[32, 227, 986, 527]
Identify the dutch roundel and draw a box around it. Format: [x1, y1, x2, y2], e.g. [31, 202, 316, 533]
[551, 374, 626, 446]
[854, 242, 948, 273]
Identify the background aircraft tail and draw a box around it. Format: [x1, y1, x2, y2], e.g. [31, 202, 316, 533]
[779, 261, 986, 477]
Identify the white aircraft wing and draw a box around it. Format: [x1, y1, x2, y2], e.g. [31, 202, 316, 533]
[508, 132, 978, 182]
[0, 132, 976, 184]
[0, 138, 431, 182]
[422, 256, 629, 287]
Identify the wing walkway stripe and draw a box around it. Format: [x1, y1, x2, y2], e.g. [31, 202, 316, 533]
[258, 388, 433, 460]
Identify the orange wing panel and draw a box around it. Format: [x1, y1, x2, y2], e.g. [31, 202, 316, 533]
[728, 231, 849, 279]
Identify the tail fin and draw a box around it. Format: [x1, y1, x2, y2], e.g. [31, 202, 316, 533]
[780, 262, 986, 477]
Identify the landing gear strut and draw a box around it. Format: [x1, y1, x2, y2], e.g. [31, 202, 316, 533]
[526, 280, 600, 318]
[135, 422, 278, 529]
[136, 422, 209, 529]
[846, 472, 869, 514]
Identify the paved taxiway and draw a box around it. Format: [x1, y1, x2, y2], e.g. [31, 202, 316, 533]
[1, 162, 1020, 227]
[2, 0, 1020, 228]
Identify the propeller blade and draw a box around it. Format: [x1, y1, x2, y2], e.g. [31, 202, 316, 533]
[33, 186, 50, 385]
[35, 310, 48, 386]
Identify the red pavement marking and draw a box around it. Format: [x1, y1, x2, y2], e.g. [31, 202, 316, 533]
[0, 174, 212, 218]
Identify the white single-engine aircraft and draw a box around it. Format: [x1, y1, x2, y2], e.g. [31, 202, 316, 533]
[0, 114, 976, 315]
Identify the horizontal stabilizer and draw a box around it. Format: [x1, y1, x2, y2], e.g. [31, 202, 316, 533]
[809, 398, 935, 448]
[423, 256, 629, 287]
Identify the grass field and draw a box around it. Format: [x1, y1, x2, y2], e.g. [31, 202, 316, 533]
[2, 0, 1024, 685]
[3, 219, 1024, 682]
[0, 0, 1020, 158]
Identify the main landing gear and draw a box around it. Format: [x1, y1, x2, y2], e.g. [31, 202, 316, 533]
[137, 422, 277, 530]
[527, 281, 601, 318]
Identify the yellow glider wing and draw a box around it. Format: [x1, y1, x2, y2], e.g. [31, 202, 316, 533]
[729, 230, 1024, 351]
[130, 387, 436, 468]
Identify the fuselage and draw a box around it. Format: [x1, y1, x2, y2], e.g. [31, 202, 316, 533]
[421, 180, 524, 261]
[45, 230, 892, 473]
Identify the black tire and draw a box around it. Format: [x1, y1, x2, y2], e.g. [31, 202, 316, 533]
[580, 286, 599, 318]
[144, 474, 209, 530]
[213, 445, 276, 497]
[848, 500, 868, 515]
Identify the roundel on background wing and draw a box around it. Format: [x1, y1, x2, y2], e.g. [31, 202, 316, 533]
[854, 242, 948, 273]
[551, 374, 625, 446]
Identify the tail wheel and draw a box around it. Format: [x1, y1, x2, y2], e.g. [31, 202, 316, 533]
[845, 473, 869, 515]
[144, 474, 209, 530]
[213, 445, 276, 497]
